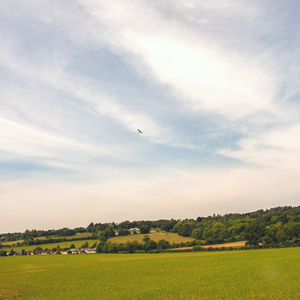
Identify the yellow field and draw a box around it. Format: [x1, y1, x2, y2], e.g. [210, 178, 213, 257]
[169, 241, 247, 251]
[1, 231, 195, 252]
[109, 231, 195, 244]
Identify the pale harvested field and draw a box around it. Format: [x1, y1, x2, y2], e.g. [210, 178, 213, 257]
[170, 241, 247, 251]
[202, 241, 246, 248]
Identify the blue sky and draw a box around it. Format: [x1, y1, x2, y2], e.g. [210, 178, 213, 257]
[1, 0, 299, 232]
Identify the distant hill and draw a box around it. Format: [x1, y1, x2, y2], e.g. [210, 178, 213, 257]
[1, 205, 300, 249]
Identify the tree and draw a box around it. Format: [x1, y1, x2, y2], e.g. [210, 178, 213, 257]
[33, 247, 43, 255]
[96, 242, 106, 253]
[145, 240, 157, 252]
[196, 217, 203, 222]
[244, 222, 266, 246]
[81, 242, 89, 248]
[140, 225, 150, 234]
[142, 235, 150, 244]
[158, 239, 171, 250]
[56, 245, 61, 254]
[70, 244, 75, 249]
[108, 243, 118, 253]
[118, 229, 130, 236]
[86, 222, 94, 233]
[191, 228, 203, 240]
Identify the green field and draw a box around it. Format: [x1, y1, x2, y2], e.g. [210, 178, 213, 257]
[1, 232, 92, 247]
[0, 239, 98, 252]
[1, 248, 299, 299]
[1, 231, 195, 252]
[110, 231, 195, 244]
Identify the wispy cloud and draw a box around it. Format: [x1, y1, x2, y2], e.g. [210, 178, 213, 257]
[0, 0, 299, 232]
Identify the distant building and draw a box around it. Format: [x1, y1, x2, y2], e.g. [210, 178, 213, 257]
[84, 248, 96, 254]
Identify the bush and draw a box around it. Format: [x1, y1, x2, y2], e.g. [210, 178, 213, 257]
[135, 250, 145, 253]
[193, 245, 204, 252]
[140, 225, 150, 234]
[118, 229, 131, 236]
[147, 249, 160, 253]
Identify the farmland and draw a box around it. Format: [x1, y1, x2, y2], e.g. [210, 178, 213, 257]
[0, 239, 99, 253]
[109, 231, 195, 244]
[0, 231, 194, 253]
[1, 232, 92, 247]
[1, 248, 299, 299]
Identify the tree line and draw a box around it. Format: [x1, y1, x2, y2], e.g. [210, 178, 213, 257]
[1, 205, 300, 248]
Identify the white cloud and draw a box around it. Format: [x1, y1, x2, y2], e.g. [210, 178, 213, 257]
[0, 0, 299, 232]
[78, 0, 286, 122]
[219, 124, 300, 169]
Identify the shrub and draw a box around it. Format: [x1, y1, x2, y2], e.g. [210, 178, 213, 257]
[147, 249, 160, 253]
[193, 245, 204, 252]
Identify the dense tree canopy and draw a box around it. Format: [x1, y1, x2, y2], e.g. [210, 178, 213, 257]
[1, 206, 300, 249]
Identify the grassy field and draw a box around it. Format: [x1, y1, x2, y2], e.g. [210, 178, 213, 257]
[1, 231, 194, 251]
[0, 248, 299, 299]
[109, 231, 195, 244]
[1, 232, 92, 247]
[1, 231, 195, 252]
[0, 239, 98, 252]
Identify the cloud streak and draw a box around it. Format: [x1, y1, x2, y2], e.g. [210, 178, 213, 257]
[0, 0, 299, 232]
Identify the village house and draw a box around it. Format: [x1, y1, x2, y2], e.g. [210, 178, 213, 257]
[84, 248, 96, 254]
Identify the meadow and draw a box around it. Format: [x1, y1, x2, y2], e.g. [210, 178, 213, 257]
[109, 231, 195, 244]
[1, 231, 194, 252]
[0, 239, 99, 253]
[1, 232, 92, 247]
[0, 248, 299, 299]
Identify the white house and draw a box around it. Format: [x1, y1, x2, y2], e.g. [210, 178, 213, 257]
[84, 248, 96, 254]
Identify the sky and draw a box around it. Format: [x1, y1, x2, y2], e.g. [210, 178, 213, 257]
[1, 0, 299, 233]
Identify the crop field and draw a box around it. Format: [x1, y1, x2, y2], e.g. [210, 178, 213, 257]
[0, 239, 98, 252]
[1, 248, 299, 299]
[109, 231, 195, 244]
[170, 241, 247, 251]
[1, 232, 92, 247]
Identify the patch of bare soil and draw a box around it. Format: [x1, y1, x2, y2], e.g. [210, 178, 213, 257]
[169, 241, 247, 251]
[202, 241, 246, 248]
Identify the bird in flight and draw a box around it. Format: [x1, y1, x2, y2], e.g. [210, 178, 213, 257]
[138, 129, 143, 134]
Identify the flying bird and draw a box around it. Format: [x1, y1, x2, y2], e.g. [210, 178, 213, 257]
[138, 129, 143, 134]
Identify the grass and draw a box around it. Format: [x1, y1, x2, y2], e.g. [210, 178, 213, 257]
[1, 232, 92, 247]
[0, 248, 299, 299]
[109, 231, 195, 244]
[0, 239, 98, 252]
[1, 231, 194, 252]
